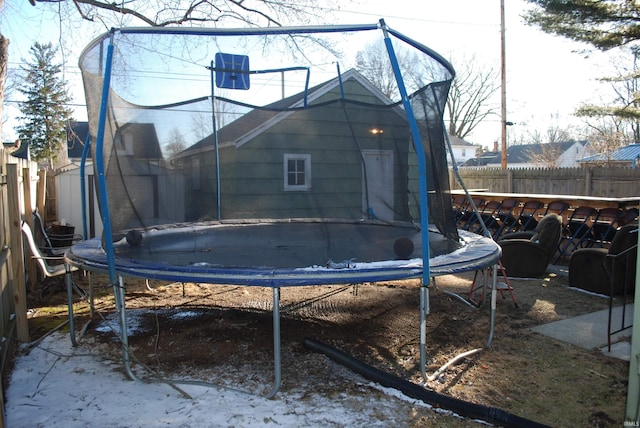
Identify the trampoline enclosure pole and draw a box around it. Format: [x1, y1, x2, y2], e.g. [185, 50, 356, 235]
[94, 32, 118, 284]
[379, 19, 431, 287]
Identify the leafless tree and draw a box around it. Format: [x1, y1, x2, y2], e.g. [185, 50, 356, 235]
[580, 116, 632, 164]
[355, 46, 499, 140]
[46, 0, 337, 29]
[414, 52, 499, 139]
[355, 42, 418, 100]
[524, 144, 564, 168]
[509, 111, 578, 146]
[443, 53, 500, 139]
[165, 127, 188, 158]
[1, 0, 344, 142]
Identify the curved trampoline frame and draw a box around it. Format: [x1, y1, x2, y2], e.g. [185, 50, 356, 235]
[70, 21, 502, 398]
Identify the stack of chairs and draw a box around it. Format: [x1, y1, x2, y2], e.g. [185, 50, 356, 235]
[514, 200, 544, 232]
[452, 195, 468, 225]
[466, 200, 502, 237]
[457, 197, 486, 230]
[494, 198, 521, 238]
[555, 205, 598, 262]
[585, 207, 623, 248]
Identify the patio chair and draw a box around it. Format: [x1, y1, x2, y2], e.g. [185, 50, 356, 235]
[21, 221, 83, 346]
[568, 224, 638, 351]
[568, 224, 638, 296]
[619, 207, 639, 227]
[498, 213, 563, 278]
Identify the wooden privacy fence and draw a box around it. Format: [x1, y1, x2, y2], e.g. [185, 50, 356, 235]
[0, 146, 40, 428]
[451, 167, 640, 197]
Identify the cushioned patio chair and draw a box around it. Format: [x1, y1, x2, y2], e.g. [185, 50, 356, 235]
[498, 213, 563, 278]
[568, 224, 638, 296]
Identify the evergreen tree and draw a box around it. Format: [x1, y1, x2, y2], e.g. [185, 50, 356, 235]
[15, 42, 72, 167]
[523, 1, 640, 50]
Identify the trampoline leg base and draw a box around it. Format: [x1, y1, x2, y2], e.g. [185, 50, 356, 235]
[111, 277, 283, 398]
[264, 287, 282, 399]
[66, 265, 77, 347]
[419, 285, 429, 380]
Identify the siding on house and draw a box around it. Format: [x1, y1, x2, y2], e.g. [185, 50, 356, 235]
[179, 72, 415, 222]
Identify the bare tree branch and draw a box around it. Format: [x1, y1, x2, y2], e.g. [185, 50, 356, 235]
[62, 0, 335, 28]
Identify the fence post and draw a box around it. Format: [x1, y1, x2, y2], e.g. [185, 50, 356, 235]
[36, 169, 46, 221]
[585, 168, 592, 196]
[7, 165, 28, 343]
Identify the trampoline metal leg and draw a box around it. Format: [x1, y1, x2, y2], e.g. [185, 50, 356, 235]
[88, 272, 95, 318]
[114, 276, 138, 381]
[66, 264, 77, 347]
[265, 287, 282, 399]
[419, 285, 430, 380]
[486, 265, 498, 347]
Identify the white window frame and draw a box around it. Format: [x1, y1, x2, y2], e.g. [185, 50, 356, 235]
[284, 154, 311, 191]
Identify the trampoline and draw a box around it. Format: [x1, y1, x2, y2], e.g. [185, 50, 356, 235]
[66, 20, 501, 397]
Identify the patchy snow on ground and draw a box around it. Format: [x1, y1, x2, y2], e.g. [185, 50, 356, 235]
[5, 332, 441, 427]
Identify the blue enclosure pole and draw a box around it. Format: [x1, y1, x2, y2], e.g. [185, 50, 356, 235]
[94, 32, 118, 284]
[380, 19, 433, 381]
[379, 20, 430, 285]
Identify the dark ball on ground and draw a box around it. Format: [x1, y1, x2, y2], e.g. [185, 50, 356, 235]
[393, 237, 414, 259]
[126, 229, 143, 246]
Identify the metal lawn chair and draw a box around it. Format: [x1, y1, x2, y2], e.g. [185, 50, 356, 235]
[21, 221, 83, 346]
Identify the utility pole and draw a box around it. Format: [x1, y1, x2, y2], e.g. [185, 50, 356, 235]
[500, 0, 508, 169]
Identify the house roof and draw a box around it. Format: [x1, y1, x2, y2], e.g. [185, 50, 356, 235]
[448, 135, 477, 147]
[4, 139, 28, 160]
[482, 140, 587, 165]
[177, 69, 397, 157]
[460, 140, 587, 167]
[580, 143, 640, 163]
[116, 123, 163, 159]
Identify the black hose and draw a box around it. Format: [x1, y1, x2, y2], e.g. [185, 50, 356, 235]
[303, 337, 550, 428]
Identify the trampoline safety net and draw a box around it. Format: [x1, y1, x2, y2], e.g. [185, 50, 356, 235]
[78, 22, 461, 263]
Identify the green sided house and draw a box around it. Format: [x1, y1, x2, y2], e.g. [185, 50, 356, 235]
[173, 68, 420, 223]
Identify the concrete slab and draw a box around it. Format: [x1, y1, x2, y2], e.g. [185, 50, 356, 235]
[531, 304, 633, 361]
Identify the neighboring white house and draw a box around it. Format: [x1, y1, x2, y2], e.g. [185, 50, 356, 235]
[446, 136, 483, 166]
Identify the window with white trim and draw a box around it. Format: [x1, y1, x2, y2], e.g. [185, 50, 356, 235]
[284, 154, 311, 191]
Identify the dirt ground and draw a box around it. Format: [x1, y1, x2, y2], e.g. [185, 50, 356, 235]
[25, 266, 630, 427]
